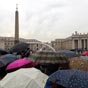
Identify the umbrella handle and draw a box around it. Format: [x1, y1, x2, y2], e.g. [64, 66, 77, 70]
[23, 48, 31, 57]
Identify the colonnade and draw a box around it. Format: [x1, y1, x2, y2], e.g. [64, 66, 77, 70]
[72, 39, 88, 50]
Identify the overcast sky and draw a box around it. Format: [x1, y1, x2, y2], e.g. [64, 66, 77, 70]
[0, 0, 88, 42]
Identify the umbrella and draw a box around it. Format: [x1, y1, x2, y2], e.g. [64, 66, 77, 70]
[0, 54, 18, 68]
[6, 58, 38, 72]
[0, 48, 8, 55]
[0, 54, 18, 78]
[56, 50, 78, 58]
[29, 51, 69, 75]
[69, 57, 88, 71]
[0, 68, 48, 88]
[80, 56, 88, 60]
[45, 69, 88, 88]
[9, 42, 29, 55]
[29, 51, 68, 64]
[82, 51, 88, 56]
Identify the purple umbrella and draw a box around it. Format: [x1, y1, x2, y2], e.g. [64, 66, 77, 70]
[6, 58, 33, 71]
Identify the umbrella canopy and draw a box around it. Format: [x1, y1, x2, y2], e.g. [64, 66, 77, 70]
[45, 70, 88, 88]
[80, 56, 88, 60]
[6, 58, 33, 71]
[0, 48, 8, 55]
[0, 54, 18, 68]
[0, 68, 48, 88]
[56, 50, 78, 58]
[29, 51, 68, 64]
[69, 57, 88, 71]
[82, 51, 88, 56]
[0, 54, 18, 78]
[9, 42, 29, 55]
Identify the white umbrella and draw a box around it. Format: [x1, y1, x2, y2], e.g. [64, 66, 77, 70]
[0, 68, 48, 88]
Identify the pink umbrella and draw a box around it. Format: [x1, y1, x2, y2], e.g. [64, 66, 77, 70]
[6, 58, 33, 71]
[82, 51, 88, 56]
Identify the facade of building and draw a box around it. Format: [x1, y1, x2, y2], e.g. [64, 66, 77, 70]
[0, 31, 88, 52]
[51, 31, 88, 51]
[0, 37, 43, 52]
[71, 31, 88, 50]
[0, 40, 5, 49]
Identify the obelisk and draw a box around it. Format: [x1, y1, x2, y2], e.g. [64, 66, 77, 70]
[15, 4, 19, 44]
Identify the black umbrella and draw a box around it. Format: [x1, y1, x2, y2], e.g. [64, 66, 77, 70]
[0, 54, 18, 68]
[0, 48, 8, 55]
[9, 42, 29, 55]
[0, 54, 18, 79]
[45, 70, 88, 88]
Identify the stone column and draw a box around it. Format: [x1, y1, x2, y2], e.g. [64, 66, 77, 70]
[15, 5, 19, 44]
[84, 39, 86, 50]
[78, 39, 81, 49]
[72, 39, 75, 49]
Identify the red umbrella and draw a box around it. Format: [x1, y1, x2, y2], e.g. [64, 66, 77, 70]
[82, 51, 88, 56]
[6, 58, 34, 71]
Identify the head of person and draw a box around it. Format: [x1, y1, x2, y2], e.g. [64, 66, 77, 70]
[50, 82, 65, 88]
[45, 80, 65, 88]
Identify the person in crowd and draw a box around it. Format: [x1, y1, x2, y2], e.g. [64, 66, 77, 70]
[45, 80, 65, 88]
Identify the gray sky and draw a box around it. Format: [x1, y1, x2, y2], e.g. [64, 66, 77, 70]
[0, 0, 88, 42]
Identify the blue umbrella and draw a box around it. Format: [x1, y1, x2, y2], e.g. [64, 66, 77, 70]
[45, 70, 88, 88]
[56, 50, 78, 58]
[80, 56, 88, 60]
